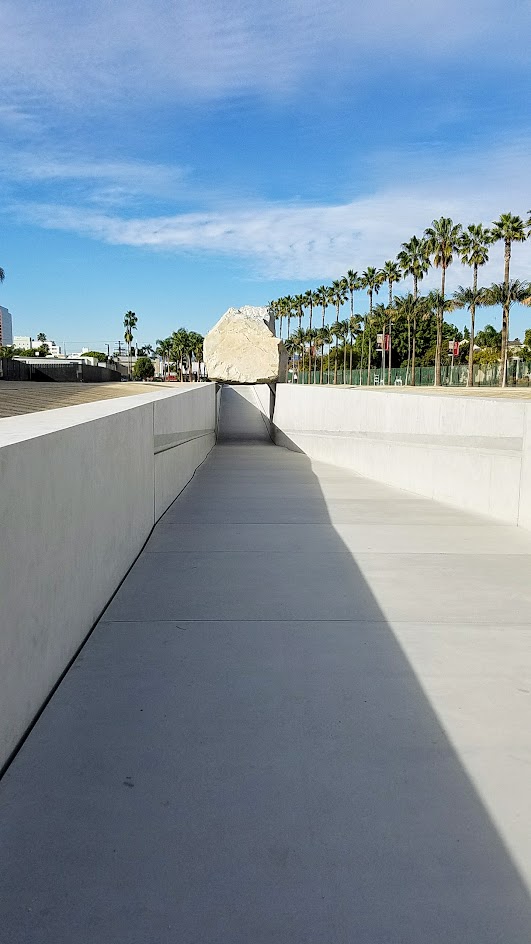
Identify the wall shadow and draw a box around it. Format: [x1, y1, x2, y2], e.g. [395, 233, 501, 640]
[0, 385, 530, 942]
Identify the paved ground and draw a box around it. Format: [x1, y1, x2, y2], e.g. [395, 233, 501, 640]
[0, 381, 186, 418]
[1, 387, 531, 942]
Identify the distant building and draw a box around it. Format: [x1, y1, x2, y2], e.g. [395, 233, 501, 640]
[0, 306, 13, 346]
[13, 335, 62, 356]
[13, 335, 32, 349]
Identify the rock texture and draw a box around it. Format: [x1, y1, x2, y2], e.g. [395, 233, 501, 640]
[204, 306, 287, 383]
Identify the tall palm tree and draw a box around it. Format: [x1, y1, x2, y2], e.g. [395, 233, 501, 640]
[452, 286, 486, 383]
[348, 314, 362, 384]
[372, 302, 388, 380]
[424, 218, 462, 385]
[397, 235, 430, 384]
[123, 310, 138, 379]
[490, 213, 527, 386]
[361, 267, 383, 384]
[330, 280, 348, 384]
[304, 289, 316, 382]
[315, 286, 331, 381]
[170, 328, 188, 381]
[317, 326, 331, 384]
[330, 321, 342, 384]
[380, 260, 402, 383]
[459, 224, 492, 386]
[484, 280, 531, 384]
[0, 267, 5, 284]
[393, 294, 427, 382]
[305, 327, 317, 383]
[156, 337, 172, 380]
[337, 319, 350, 382]
[291, 327, 306, 381]
[293, 294, 305, 333]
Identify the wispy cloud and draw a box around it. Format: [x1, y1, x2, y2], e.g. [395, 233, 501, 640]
[0, 149, 190, 207]
[0, 0, 527, 106]
[15, 140, 531, 287]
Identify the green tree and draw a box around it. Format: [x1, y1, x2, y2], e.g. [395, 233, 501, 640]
[397, 235, 430, 384]
[459, 224, 492, 385]
[490, 213, 528, 385]
[424, 217, 462, 385]
[123, 311, 138, 378]
[133, 356, 155, 380]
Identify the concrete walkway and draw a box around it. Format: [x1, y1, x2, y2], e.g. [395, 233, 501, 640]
[2, 388, 531, 942]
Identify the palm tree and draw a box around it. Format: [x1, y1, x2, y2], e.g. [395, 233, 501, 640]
[123, 310, 138, 379]
[304, 327, 317, 383]
[304, 289, 316, 382]
[0, 267, 5, 284]
[484, 281, 531, 384]
[330, 321, 342, 384]
[459, 224, 492, 386]
[393, 294, 425, 382]
[397, 235, 430, 384]
[335, 319, 349, 382]
[379, 260, 401, 384]
[361, 267, 383, 383]
[316, 326, 331, 384]
[348, 314, 362, 384]
[156, 337, 172, 379]
[490, 213, 527, 386]
[452, 285, 487, 387]
[424, 218, 462, 385]
[291, 327, 306, 381]
[293, 294, 305, 332]
[170, 328, 188, 381]
[314, 286, 330, 381]
[330, 281, 348, 384]
[345, 270, 360, 382]
[188, 331, 204, 380]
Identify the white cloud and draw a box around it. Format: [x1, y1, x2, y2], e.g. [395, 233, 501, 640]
[7, 139, 531, 288]
[0, 0, 526, 105]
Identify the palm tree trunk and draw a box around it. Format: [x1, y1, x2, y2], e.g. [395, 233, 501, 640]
[468, 265, 477, 387]
[366, 291, 373, 385]
[387, 283, 393, 385]
[500, 240, 511, 387]
[411, 275, 418, 386]
[406, 315, 411, 384]
[435, 267, 446, 386]
[320, 307, 326, 385]
[343, 340, 347, 383]
[308, 304, 312, 384]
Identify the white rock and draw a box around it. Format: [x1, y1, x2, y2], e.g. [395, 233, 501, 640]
[204, 306, 287, 383]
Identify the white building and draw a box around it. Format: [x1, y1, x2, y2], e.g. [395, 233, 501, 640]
[0, 306, 13, 346]
[13, 335, 62, 356]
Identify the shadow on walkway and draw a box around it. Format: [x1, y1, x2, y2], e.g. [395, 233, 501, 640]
[1, 387, 530, 942]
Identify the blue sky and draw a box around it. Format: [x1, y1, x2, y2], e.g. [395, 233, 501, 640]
[1, 0, 531, 349]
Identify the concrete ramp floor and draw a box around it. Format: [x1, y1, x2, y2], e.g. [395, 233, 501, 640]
[217, 384, 273, 441]
[2, 411, 531, 941]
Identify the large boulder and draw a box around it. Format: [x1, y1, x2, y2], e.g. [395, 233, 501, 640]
[204, 305, 287, 383]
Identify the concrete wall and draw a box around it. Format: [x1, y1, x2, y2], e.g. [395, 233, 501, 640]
[273, 386, 531, 529]
[0, 384, 216, 768]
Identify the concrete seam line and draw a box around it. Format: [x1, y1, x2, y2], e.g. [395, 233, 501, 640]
[0, 434, 216, 784]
